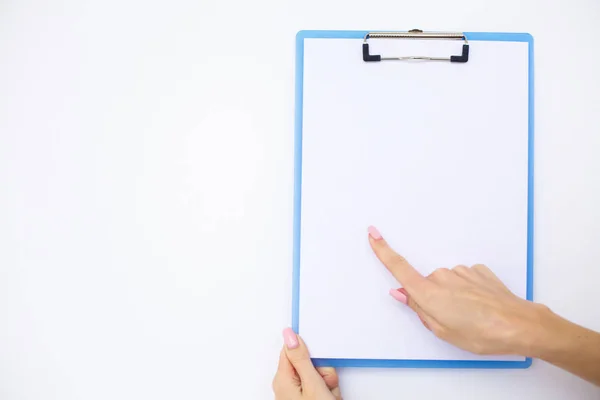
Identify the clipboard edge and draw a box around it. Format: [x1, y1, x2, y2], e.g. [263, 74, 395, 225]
[312, 357, 533, 369]
[292, 30, 534, 369]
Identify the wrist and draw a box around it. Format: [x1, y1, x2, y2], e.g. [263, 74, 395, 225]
[522, 306, 600, 385]
[523, 305, 575, 360]
[506, 302, 562, 358]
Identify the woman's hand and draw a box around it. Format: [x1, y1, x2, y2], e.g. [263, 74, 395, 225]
[368, 226, 549, 356]
[272, 328, 342, 400]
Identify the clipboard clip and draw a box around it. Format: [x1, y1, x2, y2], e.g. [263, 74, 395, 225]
[362, 29, 469, 63]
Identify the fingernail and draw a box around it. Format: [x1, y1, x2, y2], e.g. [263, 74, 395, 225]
[368, 226, 382, 240]
[282, 328, 299, 349]
[389, 288, 408, 304]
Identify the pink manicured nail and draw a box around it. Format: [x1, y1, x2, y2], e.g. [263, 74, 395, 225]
[282, 328, 299, 349]
[389, 288, 408, 304]
[368, 226, 382, 240]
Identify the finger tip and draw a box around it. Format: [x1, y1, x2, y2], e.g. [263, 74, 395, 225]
[282, 327, 299, 349]
[367, 225, 383, 240]
[388, 288, 408, 304]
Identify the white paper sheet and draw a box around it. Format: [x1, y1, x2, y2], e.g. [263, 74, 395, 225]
[299, 38, 530, 361]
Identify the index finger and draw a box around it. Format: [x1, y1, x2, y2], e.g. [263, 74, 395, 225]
[367, 226, 432, 294]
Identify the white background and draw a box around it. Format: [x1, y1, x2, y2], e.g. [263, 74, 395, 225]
[0, 0, 599, 399]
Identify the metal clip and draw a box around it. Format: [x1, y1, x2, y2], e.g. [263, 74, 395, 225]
[362, 29, 469, 63]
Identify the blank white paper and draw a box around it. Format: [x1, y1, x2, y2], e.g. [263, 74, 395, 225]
[299, 38, 529, 361]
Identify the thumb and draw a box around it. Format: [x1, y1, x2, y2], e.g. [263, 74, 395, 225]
[282, 328, 321, 383]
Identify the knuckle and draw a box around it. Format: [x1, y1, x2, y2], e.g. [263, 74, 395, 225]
[394, 253, 408, 263]
[288, 351, 311, 365]
[453, 264, 469, 272]
[420, 287, 438, 304]
[388, 252, 408, 267]
[431, 267, 451, 280]
[534, 303, 551, 314]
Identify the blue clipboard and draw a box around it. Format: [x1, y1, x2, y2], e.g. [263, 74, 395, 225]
[292, 30, 534, 369]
